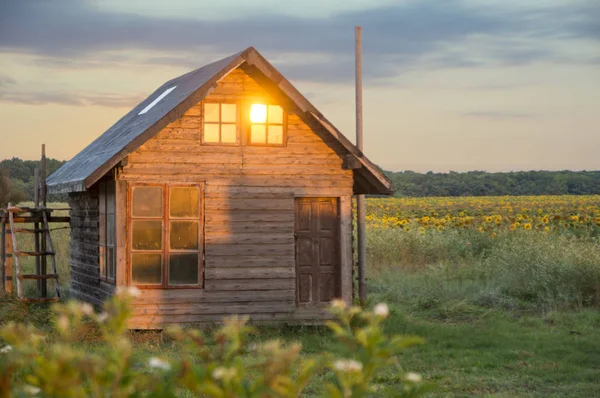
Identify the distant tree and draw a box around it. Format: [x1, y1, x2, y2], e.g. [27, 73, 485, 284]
[0, 168, 26, 207]
[388, 169, 600, 197]
[0, 157, 67, 202]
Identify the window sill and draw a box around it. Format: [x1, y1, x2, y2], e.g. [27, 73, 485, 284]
[130, 285, 204, 290]
[201, 142, 240, 146]
[99, 279, 116, 289]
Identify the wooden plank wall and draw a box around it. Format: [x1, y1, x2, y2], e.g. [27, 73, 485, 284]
[120, 67, 354, 328]
[68, 192, 115, 306]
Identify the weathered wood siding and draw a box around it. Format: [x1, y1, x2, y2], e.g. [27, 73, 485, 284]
[68, 191, 115, 305]
[120, 67, 354, 328]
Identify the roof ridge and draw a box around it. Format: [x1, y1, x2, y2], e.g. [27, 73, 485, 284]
[164, 48, 250, 86]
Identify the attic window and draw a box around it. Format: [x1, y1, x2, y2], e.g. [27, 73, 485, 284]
[138, 86, 177, 115]
[202, 102, 239, 144]
[249, 104, 285, 145]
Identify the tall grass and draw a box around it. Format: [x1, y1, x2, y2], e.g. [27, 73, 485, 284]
[368, 229, 600, 313]
[6, 202, 600, 313]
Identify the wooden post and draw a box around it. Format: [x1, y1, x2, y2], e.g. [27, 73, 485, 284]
[40, 145, 47, 297]
[6, 214, 13, 295]
[4, 229, 13, 294]
[355, 26, 367, 306]
[34, 169, 40, 207]
[0, 216, 5, 294]
[34, 168, 42, 295]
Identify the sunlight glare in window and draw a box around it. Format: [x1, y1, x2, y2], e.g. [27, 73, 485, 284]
[250, 104, 267, 123]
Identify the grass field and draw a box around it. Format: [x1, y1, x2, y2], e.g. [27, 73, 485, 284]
[2, 196, 600, 396]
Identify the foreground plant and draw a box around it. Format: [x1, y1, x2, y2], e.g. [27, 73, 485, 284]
[0, 290, 429, 397]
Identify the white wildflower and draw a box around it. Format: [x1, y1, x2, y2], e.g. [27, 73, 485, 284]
[330, 299, 347, 310]
[405, 372, 422, 383]
[22, 385, 41, 395]
[333, 359, 363, 373]
[213, 367, 227, 380]
[212, 367, 237, 380]
[247, 343, 257, 352]
[97, 312, 109, 322]
[373, 303, 389, 318]
[0, 345, 12, 354]
[57, 314, 69, 331]
[81, 303, 94, 316]
[148, 357, 171, 371]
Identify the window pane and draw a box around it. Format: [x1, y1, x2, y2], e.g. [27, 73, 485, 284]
[268, 105, 283, 124]
[204, 123, 219, 143]
[99, 214, 106, 244]
[132, 220, 162, 250]
[107, 247, 115, 280]
[221, 103, 237, 123]
[99, 182, 106, 215]
[268, 125, 283, 144]
[204, 103, 219, 122]
[250, 104, 267, 123]
[170, 221, 198, 250]
[132, 253, 162, 284]
[250, 124, 267, 144]
[170, 187, 199, 217]
[169, 253, 199, 285]
[132, 186, 162, 217]
[99, 245, 106, 278]
[106, 182, 116, 214]
[221, 124, 237, 143]
[107, 214, 115, 245]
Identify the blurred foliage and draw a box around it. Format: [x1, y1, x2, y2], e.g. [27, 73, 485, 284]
[0, 289, 429, 397]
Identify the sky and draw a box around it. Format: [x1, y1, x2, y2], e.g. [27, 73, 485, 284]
[0, 0, 599, 172]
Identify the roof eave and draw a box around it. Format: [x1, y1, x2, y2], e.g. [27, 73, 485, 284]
[46, 179, 86, 194]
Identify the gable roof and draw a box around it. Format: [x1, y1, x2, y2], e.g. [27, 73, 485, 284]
[47, 47, 392, 195]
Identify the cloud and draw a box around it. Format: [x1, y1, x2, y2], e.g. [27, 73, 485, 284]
[0, 90, 143, 108]
[0, 75, 17, 91]
[462, 111, 534, 119]
[466, 83, 529, 91]
[1, 0, 598, 84]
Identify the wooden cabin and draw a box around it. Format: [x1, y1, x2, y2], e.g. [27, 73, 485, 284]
[47, 47, 392, 329]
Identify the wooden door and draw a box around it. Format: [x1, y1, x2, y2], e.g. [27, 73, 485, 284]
[294, 198, 340, 306]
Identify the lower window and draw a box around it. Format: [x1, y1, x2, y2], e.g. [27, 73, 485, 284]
[129, 184, 203, 288]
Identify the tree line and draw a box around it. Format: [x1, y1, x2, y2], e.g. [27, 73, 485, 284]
[0, 157, 67, 206]
[1, 157, 600, 205]
[386, 170, 600, 197]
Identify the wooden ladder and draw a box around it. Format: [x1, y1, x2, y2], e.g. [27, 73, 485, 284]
[7, 204, 61, 303]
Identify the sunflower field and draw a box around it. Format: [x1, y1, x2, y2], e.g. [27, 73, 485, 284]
[365, 195, 600, 236]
